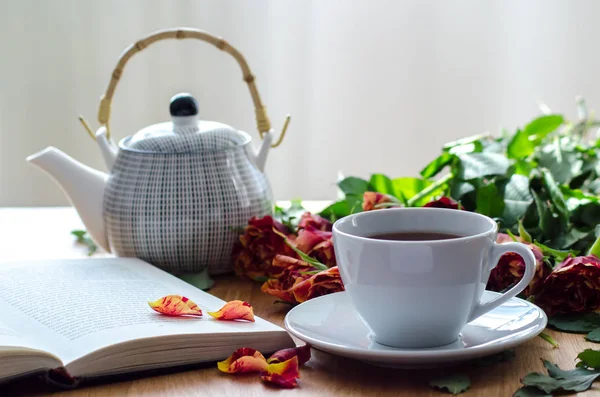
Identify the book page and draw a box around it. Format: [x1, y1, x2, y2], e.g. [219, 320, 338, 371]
[0, 258, 285, 365]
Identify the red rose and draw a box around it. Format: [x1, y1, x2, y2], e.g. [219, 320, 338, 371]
[535, 255, 600, 315]
[487, 234, 548, 297]
[362, 192, 400, 211]
[233, 216, 296, 279]
[423, 196, 460, 209]
[295, 226, 336, 267]
[298, 212, 332, 232]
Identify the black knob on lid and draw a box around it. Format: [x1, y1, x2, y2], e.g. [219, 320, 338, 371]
[169, 93, 199, 117]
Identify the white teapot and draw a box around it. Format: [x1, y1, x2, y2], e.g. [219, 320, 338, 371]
[26, 28, 290, 289]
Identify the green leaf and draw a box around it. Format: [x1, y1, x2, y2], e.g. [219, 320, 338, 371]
[518, 220, 533, 243]
[506, 230, 519, 242]
[390, 177, 432, 200]
[448, 141, 484, 155]
[531, 191, 555, 238]
[71, 230, 86, 239]
[252, 276, 270, 283]
[476, 183, 505, 218]
[457, 153, 510, 180]
[428, 374, 470, 395]
[520, 373, 561, 393]
[538, 332, 559, 348]
[513, 386, 551, 397]
[507, 129, 535, 159]
[522, 114, 564, 140]
[338, 177, 371, 196]
[586, 328, 600, 343]
[514, 159, 536, 176]
[533, 242, 573, 262]
[548, 313, 600, 333]
[450, 181, 475, 200]
[522, 363, 600, 393]
[572, 202, 600, 227]
[541, 169, 569, 221]
[274, 200, 305, 231]
[550, 227, 593, 250]
[420, 152, 455, 178]
[71, 229, 97, 256]
[577, 349, 600, 368]
[443, 134, 487, 150]
[369, 174, 394, 195]
[588, 236, 600, 257]
[502, 174, 533, 228]
[319, 195, 362, 221]
[537, 143, 583, 184]
[560, 185, 599, 202]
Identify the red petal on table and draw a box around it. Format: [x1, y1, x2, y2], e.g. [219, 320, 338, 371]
[208, 300, 255, 322]
[217, 347, 268, 374]
[267, 344, 311, 365]
[148, 295, 202, 316]
[261, 356, 300, 388]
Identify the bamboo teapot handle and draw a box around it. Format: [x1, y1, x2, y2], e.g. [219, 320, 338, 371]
[87, 27, 289, 148]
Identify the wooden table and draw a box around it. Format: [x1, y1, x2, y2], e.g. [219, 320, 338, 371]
[0, 207, 598, 396]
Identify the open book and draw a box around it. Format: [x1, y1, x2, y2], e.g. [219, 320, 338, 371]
[0, 258, 294, 386]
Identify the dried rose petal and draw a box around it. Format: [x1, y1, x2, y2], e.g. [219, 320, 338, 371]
[217, 347, 268, 374]
[267, 345, 311, 365]
[148, 295, 202, 317]
[260, 356, 300, 388]
[208, 300, 255, 322]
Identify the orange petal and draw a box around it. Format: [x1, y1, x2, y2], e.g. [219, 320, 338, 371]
[148, 295, 202, 316]
[217, 347, 268, 373]
[261, 356, 300, 388]
[208, 300, 255, 322]
[267, 345, 311, 365]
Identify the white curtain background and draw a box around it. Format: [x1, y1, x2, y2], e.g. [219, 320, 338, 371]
[2, 0, 600, 206]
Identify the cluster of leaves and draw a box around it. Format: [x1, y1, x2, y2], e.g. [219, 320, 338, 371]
[515, 349, 600, 396]
[319, 98, 600, 261]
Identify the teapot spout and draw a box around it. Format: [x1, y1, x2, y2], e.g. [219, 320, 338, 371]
[26, 147, 110, 252]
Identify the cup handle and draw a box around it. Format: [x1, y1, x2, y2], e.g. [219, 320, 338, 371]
[468, 241, 536, 322]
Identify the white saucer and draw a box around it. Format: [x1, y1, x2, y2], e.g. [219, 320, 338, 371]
[284, 291, 547, 367]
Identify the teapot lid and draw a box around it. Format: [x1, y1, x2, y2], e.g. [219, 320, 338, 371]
[123, 93, 249, 153]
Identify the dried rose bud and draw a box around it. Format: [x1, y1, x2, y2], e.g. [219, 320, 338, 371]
[233, 216, 295, 279]
[261, 255, 314, 304]
[298, 212, 332, 231]
[535, 255, 600, 315]
[290, 267, 344, 304]
[362, 192, 399, 211]
[487, 234, 548, 297]
[295, 226, 336, 267]
[423, 196, 460, 210]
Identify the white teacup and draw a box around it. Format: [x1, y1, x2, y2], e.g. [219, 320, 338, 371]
[332, 208, 535, 348]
